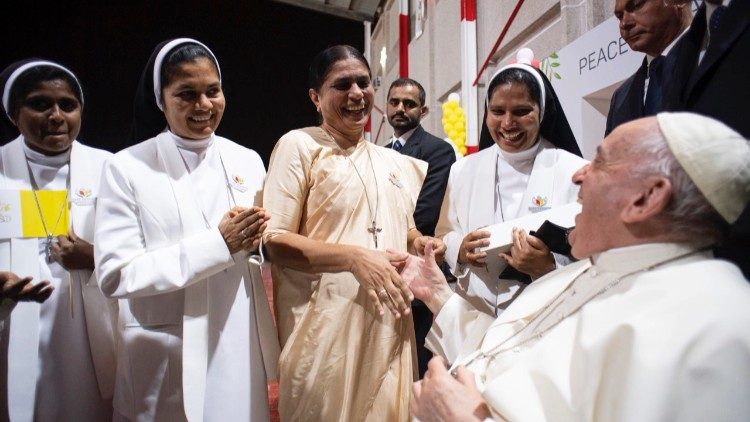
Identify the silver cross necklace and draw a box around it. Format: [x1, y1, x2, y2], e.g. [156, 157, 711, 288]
[323, 127, 382, 248]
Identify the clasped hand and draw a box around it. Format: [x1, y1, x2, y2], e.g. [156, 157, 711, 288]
[350, 248, 414, 318]
[51, 229, 94, 271]
[219, 206, 270, 254]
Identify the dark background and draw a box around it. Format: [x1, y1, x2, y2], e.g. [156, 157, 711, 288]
[1, 0, 364, 165]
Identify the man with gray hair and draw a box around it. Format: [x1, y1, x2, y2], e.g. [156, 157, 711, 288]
[402, 112, 750, 421]
[605, 0, 692, 135]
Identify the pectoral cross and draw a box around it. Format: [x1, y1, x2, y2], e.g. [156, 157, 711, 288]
[45, 234, 54, 263]
[368, 220, 382, 248]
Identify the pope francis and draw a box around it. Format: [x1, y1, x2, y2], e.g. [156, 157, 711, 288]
[404, 112, 750, 422]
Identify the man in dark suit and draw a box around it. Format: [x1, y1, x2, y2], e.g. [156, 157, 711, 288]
[605, 0, 691, 136]
[386, 78, 456, 377]
[664, 0, 750, 278]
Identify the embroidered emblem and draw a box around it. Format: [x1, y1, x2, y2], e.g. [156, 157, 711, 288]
[532, 196, 547, 207]
[71, 187, 96, 206]
[0, 203, 11, 222]
[528, 195, 551, 213]
[388, 172, 403, 188]
[230, 174, 248, 192]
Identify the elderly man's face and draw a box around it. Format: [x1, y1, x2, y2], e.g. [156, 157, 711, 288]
[614, 0, 684, 56]
[568, 129, 643, 258]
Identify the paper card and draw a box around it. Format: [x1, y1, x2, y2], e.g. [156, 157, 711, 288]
[0, 189, 69, 239]
[480, 202, 581, 276]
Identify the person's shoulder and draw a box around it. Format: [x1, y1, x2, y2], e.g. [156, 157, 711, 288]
[420, 128, 458, 153]
[274, 127, 329, 152]
[372, 142, 413, 164]
[538, 147, 588, 170]
[74, 141, 113, 159]
[109, 136, 158, 166]
[0, 136, 21, 153]
[215, 135, 262, 162]
[632, 257, 750, 342]
[452, 145, 494, 171]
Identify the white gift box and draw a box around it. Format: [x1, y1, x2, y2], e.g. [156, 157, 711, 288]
[480, 202, 581, 276]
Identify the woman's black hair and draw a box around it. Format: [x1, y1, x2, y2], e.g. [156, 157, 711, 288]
[308, 45, 370, 91]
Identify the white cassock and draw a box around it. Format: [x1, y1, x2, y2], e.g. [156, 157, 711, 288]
[426, 243, 750, 422]
[0, 137, 116, 421]
[95, 132, 279, 422]
[436, 139, 588, 315]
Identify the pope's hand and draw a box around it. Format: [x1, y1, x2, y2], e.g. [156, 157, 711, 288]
[411, 357, 491, 422]
[52, 229, 94, 270]
[219, 206, 270, 254]
[399, 241, 453, 314]
[0, 271, 54, 303]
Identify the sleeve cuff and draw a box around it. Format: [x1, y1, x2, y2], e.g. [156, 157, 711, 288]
[183, 228, 234, 278]
[552, 252, 571, 269]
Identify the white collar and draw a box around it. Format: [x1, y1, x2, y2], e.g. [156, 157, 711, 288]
[22, 139, 71, 167]
[392, 126, 417, 144]
[168, 130, 214, 151]
[589, 243, 702, 273]
[496, 138, 543, 165]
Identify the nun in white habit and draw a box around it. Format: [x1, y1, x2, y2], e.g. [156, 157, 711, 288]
[0, 60, 116, 421]
[94, 38, 279, 421]
[436, 49, 588, 316]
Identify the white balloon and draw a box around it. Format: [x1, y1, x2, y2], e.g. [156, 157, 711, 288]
[516, 48, 534, 65]
[447, 92, 460, 103]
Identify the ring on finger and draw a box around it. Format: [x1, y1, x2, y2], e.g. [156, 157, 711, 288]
[377, 288, 389, 300]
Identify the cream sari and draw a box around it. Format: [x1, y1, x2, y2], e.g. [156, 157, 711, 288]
[263, 127, 426, 421]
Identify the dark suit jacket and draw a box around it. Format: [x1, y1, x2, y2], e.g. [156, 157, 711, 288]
[664, 0, 750, 277]
[605, 57, 648, 136]
[386, 125, 456, 236]
[664, 1, 750, 136]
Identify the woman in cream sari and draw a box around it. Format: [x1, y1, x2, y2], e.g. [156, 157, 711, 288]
[263, 45, 444, 421]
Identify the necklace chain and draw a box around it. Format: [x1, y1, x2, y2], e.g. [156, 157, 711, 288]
[25, 159, 69, 263]
[460, 248, 702, 372]
[321, 127, 381, 247]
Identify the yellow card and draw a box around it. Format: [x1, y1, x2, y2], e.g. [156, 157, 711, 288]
[20, 190, 69, 238]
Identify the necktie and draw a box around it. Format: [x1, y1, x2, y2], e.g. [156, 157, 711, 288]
[393, 139, 403, 152]
[709, 5, 727, 42]
[644, 56, 663, 115]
